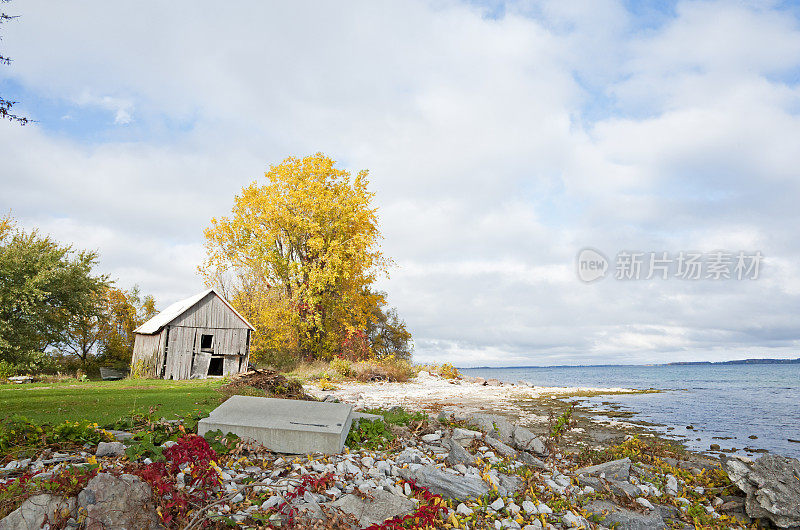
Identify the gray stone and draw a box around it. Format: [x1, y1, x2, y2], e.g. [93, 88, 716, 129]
[486, 378, 502, 386]
[574, 457, 631, 481]
[486, 437, 517, 458]
[95, 441, 125, 457]
[352, 411, 383, 423]
[400, 465, 490, 501]
[577, 475, 640, 497]
[444, 439, 477, 466]
[329, 489, 415, 527]
[451, 427, 483, 446]
[78, 473, 160, 529]
[497, 474, 524, 496]
[197, 395, 354, 454]
[512, 426, 547, 456]
[721, 454, 800, 528]
[0, 494, 75, 530]
[467, 413, 515, 443]
[586, 500, 666, 529]
[519, 451, 549, 470]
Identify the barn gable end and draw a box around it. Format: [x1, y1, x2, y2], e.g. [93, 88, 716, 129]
[131, 288, 254, 380]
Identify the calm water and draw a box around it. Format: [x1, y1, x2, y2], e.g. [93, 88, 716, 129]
[461, 363, 800, 458]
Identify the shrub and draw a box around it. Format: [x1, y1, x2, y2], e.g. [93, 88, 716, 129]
[438, 363, 460, 379]
[318, 378, 339, 391]
[330, 358, 353, 378]
[0, 416, 113, 453]
[345, 418, 394, 450]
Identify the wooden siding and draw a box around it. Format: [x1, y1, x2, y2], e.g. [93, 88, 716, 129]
[131, 331, 165, 378]
[169, 292, 250, 330]
[163, 326, 249, 380]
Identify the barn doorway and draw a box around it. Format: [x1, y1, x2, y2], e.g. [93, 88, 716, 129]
[208, 356, 224, 376]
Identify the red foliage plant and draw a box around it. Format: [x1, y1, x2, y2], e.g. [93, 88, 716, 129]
[132, 434, 219, 527]
[339, 329, 369, 361]
[364, 481, 447, 530]
[275, 472, 335, 526]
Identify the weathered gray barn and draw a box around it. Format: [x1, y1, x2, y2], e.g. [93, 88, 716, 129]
[131, 288, 255, 379]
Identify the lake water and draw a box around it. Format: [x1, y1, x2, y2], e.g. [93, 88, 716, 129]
[460, 363, 800, 458]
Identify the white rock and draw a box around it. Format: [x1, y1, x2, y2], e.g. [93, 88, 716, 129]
[456, 503, 472, 515]
[422, 433, 441, 443]
[562, 512, 587, 528]
[261, 495, 282, 510]
[536, 503, 552, 514]
[376, 461, 391, 476]
[666, 474, 678, 495]
[635, 497, 655, 510]
[522, 500, 536, 514]
[490, 498, 505, 510]
[507, 501, 520, 513]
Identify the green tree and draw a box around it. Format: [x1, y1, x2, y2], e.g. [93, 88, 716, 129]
[365, 292, 413, 360]
[58, 285, 157, 371]
[0, 216, 109, 367]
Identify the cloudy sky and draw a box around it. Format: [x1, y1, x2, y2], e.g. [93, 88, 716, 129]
[2, 0, 800, 366]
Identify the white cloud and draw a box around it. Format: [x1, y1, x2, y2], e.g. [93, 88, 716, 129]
[1, 0, 800, 365]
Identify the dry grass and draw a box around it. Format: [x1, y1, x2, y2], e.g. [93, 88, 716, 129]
[281, 360, 338, 382]
[352, 357, 415, 382]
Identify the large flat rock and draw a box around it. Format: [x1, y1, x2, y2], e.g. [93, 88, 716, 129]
[198, 396, 353, 454]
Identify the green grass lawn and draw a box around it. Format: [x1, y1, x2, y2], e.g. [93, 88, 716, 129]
[0, 378, 227, 427]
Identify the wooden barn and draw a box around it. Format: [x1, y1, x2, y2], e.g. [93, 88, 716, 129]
[131, 288, 255, 380]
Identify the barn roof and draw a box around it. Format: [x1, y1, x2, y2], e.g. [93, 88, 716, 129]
[134, 288, 255, 334]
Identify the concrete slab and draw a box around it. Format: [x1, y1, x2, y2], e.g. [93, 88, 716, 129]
[197, 396, 353, 454]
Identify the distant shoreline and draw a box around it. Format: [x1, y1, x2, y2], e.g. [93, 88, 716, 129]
[459, 357, 800, 369]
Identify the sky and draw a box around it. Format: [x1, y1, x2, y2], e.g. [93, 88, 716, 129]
[2, 0, 800, 366]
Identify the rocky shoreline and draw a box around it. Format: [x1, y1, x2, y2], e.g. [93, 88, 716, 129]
[1, 371, 798, 529]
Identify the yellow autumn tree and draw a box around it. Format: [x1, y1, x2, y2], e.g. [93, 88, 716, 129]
[201, 153, 389, 363]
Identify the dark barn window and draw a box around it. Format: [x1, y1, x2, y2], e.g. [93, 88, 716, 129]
[200, 334, 213, 352]
[208, 356, 223, 376]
